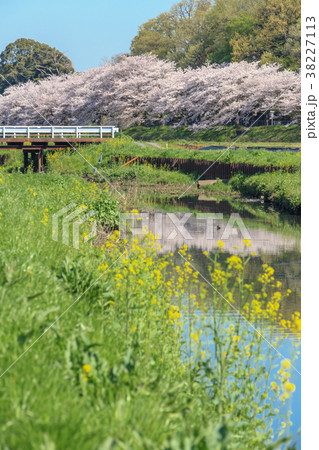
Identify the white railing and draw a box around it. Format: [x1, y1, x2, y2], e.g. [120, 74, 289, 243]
[0, 126, 119, 139]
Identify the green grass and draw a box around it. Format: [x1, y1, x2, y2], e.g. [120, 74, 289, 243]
[229, 171, 301, 213]
[0, 172, 197, 448]
[77, 137, 300, 170]
[94, 163, 196, 185]
[200, 171, 301, 214]
[44, 144, 197, 187]
[201, 180, 235, 196]
[1, 138, 301, 214]
[123, 125, 301, 143]
[0, 165, 300, 448]
[2, 137, 301, 173]
[123, 145, 299, 171]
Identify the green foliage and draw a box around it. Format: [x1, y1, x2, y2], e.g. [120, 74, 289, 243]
[1, 136, 300, 214]
[0, 149, 22, 172]
[206, 0, 261, 64]
[44, 137, 302, 213]
[130, 0, 301, 70]
[202, 179, 234, 196]
[44, 142, 196, 185]
[130, 13, 175, 60]
[230, 0, 301, 69]
[57, 257, 101, 297]
[282, 20, 301, 71]
[0, 38, 74, 94]
[93, 195, 119, 228]
[229, 171, 301, 212]
[103, 163, 196, 185]
[131, 0, 213, 68]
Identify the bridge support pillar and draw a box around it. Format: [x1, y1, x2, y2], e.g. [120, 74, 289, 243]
[23, 148, 44, 173]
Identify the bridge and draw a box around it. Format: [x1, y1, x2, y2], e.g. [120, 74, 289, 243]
[0, 126, 119, 172]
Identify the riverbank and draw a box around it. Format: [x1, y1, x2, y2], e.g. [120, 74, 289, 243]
[228, 172, 301, 214]
[199, 172, 301, 214]
[80, 138, 301, 213]
[1, 137, 301, 214]
[123, 125, 301, 144]
[91, 137, 301, 169]
[0, 167, 300, 447]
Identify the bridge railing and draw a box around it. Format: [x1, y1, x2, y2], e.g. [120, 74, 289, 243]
[0, 126, 119, 139]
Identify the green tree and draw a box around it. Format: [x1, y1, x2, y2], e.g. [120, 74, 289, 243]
[0, 38, 74, 94]
[130, 0, 212, 68]
[206, 0, 261, 64]
[130, 0, 300, 70]
[230, 0, 301, 68]
[282, 19, 301, 70]
[131, 12, 176, 61]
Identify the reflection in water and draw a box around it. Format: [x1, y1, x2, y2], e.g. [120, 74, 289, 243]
[146, 211, 300, 256]
[173, 248, 301, 318]
[135, 198, 301, 316]
[138, 194, 301, 446]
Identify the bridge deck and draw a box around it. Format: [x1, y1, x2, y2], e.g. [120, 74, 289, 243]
[0, 138, 112, 149]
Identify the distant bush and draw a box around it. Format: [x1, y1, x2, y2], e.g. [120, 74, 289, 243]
[229, 171, 301, 213]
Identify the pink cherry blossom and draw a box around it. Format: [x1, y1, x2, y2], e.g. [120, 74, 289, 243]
[0, 55, 300, 129]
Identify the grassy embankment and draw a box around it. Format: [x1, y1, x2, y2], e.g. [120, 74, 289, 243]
[123, 125, 301, 145]
[0, 165, 300, 448]
[44, 137, 300, 213]
[94, 140, 301, 168]
[200, 170, 301, 214]
[1, 136, 301, 212]
[121, 140, 300, 213]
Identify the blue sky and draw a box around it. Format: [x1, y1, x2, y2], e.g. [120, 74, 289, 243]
[0, 0, 176, 71]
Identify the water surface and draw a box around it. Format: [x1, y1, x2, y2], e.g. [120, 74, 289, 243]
[141, 194, 301, 445]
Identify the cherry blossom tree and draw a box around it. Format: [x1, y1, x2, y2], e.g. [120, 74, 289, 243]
[0, 55, 300, 128]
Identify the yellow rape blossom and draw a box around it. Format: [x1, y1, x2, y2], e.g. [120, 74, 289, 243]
[281, 359, 291, 370]
[82, 364, 92, 382]
[283, 382, 296, 393]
